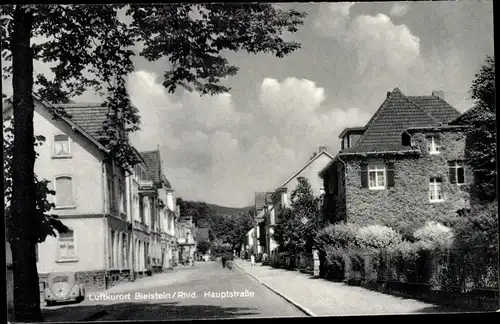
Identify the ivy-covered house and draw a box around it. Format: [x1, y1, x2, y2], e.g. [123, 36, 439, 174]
[319, 88, 470, 231]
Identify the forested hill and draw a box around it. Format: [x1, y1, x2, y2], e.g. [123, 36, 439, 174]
[176, 198, 255, 248]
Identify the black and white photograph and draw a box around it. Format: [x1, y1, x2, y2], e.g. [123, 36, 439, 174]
[2, 1, 498, 322]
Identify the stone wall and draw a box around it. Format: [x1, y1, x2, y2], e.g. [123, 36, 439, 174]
[344, 130, 471, 229]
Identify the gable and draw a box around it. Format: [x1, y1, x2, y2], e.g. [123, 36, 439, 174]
[3, 98, 107, 161]
[280, 151, 334, 188]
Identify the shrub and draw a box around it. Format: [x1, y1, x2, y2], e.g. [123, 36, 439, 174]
[356, 225, 403, 250]
[316, 222, 359, 250]
[413, 221, 454, 250]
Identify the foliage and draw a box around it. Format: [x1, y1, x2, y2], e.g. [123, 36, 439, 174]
[453, 202, 498, 248]
[355, 225, 402, 250]
[196, 239, 211, 255]
[3, 116, 68, 243]
[316, 222, 359, 250]
[128, 4, 306, 95]
[457, 56, 496, 202]
[413, 221, 454, 250]
[273, 177, 320, 255]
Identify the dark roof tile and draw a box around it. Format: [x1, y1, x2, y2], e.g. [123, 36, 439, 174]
[407, 96, 461, 123]
[59, 103, 109, 140]
[347, 88, 461, 154]
[140, 150, 161, 181]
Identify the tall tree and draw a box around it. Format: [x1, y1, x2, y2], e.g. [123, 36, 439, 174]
[1, 4, 305, 321]
[456, 56, 496, 202]
[273, 177, 319, 259]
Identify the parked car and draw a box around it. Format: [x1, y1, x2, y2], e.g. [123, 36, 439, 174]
[44, 272, 85, 306]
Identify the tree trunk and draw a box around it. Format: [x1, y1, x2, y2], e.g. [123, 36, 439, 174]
[11, 5, 41, 322]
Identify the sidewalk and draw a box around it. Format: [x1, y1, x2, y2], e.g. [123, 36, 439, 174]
[235, 260, 457, 316]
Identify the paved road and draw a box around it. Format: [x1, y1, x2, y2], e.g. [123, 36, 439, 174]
[42, 261, 306, 321]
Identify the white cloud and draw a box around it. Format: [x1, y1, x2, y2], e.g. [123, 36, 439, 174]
[313, 3, 355, 37]
[127, 71, 369, 207]
[389, 3, 410, 17]
[313, 4, 421, 76]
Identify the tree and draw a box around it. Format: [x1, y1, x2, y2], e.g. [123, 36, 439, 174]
[456, 56, 496, 202]
[273, 177, 320, 260]
[197, 240, 211, 255]
[1, 4, 305, 321]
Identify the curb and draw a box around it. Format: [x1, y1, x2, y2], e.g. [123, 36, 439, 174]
[234, 261, 316, 317]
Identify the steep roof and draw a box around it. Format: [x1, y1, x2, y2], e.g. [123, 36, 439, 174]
[406, 96, 461, 124]
[3, 96, 109, 154]
[58, 103, 109, 141]
[196, 227, 210, 242]
[342, 88, 461, 154]
[140, 150, 161, 181]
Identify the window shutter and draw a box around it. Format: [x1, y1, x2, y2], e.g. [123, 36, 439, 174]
[448, 163, 456, 184]
[360, 163, 368, 188]
[386, 162, 395, 187]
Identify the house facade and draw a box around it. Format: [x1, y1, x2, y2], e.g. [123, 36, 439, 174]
[261, 147, 333, 258]
[3, 97, 180, 291]
[177, 215, 197, 263]
[157, 174, 180, 269]
[319, 89, 470, 231]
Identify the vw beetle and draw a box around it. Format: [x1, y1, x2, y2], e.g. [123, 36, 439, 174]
[44, 272, 85, 306]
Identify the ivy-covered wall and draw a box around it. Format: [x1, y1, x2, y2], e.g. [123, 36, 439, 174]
[344, 130, 471, 230]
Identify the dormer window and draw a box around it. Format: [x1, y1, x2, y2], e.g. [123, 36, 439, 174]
[402, 133, 413, 147]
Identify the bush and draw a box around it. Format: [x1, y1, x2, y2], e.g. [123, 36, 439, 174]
[413, 221, 454, 250]
[316, 222, 359, 250]
[356, 225, 403, 250]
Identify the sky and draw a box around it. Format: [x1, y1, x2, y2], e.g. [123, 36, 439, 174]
[2, 2, 494, 207]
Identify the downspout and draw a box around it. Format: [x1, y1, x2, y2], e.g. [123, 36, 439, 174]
[102, 160, 108, 289]
[337, 155, 347, 223]
[127, 170, 135, 281]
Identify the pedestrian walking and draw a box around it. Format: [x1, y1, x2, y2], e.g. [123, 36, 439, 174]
[221, 255, 226, 268]
[250, 253, 255, 266]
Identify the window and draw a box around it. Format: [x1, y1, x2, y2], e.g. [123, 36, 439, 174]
[108, 177, 116, 214]
[448, 161, 465, 185]
[429, 177, 443, 202]
[426, 135, 441, 154]
[119, 178, 126, 214]
[53, 134, 71, 157]
[368, 164, 386, 189]
[361, 162, 395, 189]
[55, 176, 75, 208]
[58, 229, 76, 260]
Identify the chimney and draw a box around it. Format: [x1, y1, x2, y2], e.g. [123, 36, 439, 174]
[387, 91, 391, 98]
[319, 146, 327, 153]
[311, 152, 317, 160]
[432, 90, 444, 100]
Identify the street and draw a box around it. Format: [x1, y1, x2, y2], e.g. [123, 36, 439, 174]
[41, 261, 306, 321]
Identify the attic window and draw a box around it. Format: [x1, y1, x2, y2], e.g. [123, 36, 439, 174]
[402, 133, 413, 147]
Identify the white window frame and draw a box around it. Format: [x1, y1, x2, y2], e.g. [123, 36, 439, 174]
[429, 177, 444, 203]
[426, 135, 441, 155]
[449, 161, 466, 185]
[368, 164, 386, 190]
[54, 175, 76, 209]
[52, 133, 71, 158]
[57, 229, 77, 262]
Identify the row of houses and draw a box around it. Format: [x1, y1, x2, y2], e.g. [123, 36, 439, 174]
[3, 94, 198, 293]
[246, 88, 471, 261]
